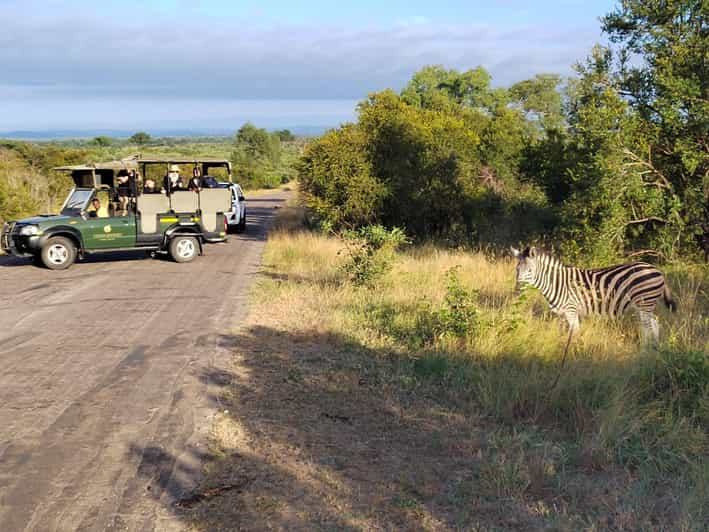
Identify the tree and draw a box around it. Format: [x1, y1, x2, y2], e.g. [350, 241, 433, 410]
[129, 132, 151, 145]
[230, 123, 282, 188]
[600, 0, 709, 258]
[401, 65, 507, 112]
[0, 148, 45, 221]
[233, 123, 280, 164]
[509, 74, 564, 131]
[92, 136, 112, 147]
[275, 129, 296, 142]
[298, 124, 386, 227]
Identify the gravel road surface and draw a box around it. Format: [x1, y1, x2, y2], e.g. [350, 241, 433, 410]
[0, 191, 289, 531]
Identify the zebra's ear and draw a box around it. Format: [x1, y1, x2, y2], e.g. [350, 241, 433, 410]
[528, 246, 537, 258]
[510, 247, 520, 258]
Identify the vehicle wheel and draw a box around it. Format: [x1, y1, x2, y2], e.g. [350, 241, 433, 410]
[169, 236, 198, 263]
[236, 214, 246, 233]
[40, 236, 76, 270]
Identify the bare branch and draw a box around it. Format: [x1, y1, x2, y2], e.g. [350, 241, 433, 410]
[621, 147, 673, 190]
[624, 216, 668, 226]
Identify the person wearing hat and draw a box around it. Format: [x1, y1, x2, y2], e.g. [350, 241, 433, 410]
[162, 164, 185, 195]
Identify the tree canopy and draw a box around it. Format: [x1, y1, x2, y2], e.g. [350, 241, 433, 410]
[129, 132, 151, 145]
[299, 1, 709, 262]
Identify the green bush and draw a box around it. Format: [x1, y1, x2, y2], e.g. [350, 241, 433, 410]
[432, 266, 480, 340]
[339, 225, 408, 287]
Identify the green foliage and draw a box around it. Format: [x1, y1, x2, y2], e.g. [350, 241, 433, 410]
[509, 74, 564, 131]
[358, 90, 485, 238]
[339, 225, 408, 287]
[299, 2, 707, 261]
[91, 136, 112, 147]
[298, 125, 386, 227]
[233, 122, 280, 163]
[129, 131, 151, 145]
[541, 1, 709, 261]
[274, 129, 295, 142]
[231, 123, 285, 188]
[401, 64, 507, 112]
[637, 349, 709, 424]
[0, 146, 75, 222]
[432, 266, 480, 340]
[299, 68, 555, 247]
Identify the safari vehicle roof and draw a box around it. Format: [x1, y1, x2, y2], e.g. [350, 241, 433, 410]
[53, 157, 230, 172]
[138, 158, 230, 165]
[53, 160, 139, 172]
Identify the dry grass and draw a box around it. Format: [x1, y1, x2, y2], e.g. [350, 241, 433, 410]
[186, 199, 708, 531]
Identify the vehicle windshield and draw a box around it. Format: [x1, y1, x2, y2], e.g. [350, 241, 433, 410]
[61, 189, 94, 215]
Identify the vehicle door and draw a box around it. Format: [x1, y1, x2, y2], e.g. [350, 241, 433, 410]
[79, 191, 137, 250]
[234, 186, 241, 218]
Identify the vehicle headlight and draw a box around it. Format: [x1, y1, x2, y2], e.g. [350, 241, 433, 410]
[18, 225, 39, 236]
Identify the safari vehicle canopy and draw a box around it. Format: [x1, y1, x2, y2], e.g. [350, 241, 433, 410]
[1, 157, 234, 270]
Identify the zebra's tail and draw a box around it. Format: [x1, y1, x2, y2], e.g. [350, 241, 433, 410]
[663, 284, 677, 312]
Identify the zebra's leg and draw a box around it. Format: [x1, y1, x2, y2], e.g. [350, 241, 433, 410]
[637, 310, 659, 344]
[564, 311, 580, 334]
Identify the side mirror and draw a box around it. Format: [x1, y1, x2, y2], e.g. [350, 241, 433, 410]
[238, 196, 245, 202]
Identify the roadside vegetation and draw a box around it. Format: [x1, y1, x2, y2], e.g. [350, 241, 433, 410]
[194, 199, 707, 529]
[300, 2, 708, 264]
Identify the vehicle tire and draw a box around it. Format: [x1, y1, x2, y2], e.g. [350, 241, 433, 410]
[168, 235, 198, 263]
[236, 214, 246, 233]
[40, 236, 77, 270]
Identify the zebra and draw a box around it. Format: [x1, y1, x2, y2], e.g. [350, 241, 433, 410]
[510, 246, 676, 343]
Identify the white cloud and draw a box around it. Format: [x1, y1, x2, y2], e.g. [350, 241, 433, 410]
[0, 2, 604, 128]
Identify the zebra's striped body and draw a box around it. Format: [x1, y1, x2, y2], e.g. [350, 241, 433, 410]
[511, 247, 676, 342]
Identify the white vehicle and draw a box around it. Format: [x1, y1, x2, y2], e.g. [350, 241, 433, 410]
[219, 182, 246, 233]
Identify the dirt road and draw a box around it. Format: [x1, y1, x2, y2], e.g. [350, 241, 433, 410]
[0, 191, 289, 532]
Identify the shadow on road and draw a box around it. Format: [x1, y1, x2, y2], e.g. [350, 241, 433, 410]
[0, 254, 33, 267]
[128, 325, 533, 530]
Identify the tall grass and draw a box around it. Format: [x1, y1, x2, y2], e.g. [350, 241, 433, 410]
[258, 202, 709, 526]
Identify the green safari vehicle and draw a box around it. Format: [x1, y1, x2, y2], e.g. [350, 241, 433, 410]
[1, 157, 233, 270]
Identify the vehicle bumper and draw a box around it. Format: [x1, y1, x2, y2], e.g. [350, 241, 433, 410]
[203, 228, 228, 243]
[203, 234, 228, 243]
[1, 223, 41, 256]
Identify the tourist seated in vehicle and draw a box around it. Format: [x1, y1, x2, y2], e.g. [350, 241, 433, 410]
[201, 174, 218, 188]
[162, 165, 185, 195]
[143, 179, 157, 193]
[188, 167, 202, 192]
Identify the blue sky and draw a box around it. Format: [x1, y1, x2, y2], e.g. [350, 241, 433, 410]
[0, 0, 617, 132]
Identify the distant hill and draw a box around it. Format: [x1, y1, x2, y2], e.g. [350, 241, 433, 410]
[0, 126, 330, 140]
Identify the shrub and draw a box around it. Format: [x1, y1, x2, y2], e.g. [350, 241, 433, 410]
[432, 266, 480, 340]
[338, 225, 408, 287]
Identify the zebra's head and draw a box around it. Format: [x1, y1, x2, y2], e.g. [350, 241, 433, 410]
[510, 246, 538, 287]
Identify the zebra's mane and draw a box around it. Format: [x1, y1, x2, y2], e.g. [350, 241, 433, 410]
[534, 251, 569, 270]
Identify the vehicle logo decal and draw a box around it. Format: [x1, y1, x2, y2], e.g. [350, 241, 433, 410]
[103, 225, 112, 233]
